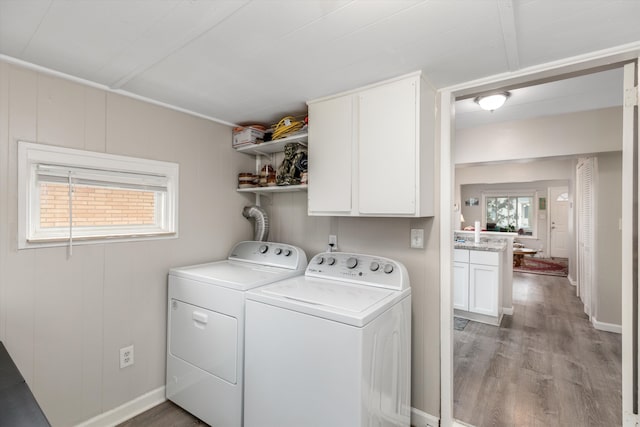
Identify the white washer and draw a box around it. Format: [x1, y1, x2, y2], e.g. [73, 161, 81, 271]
[166, 241, 307, 427]
[244, 251, 412, 427]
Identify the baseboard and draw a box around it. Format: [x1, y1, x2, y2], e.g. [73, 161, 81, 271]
[568, 275, 577, 286]
[75, 386, 166, 427]
[502, 306, 514, 315]
[76, 390, 433, 427]
[592, 317, 622, 334]
[411, 407, 439, 427]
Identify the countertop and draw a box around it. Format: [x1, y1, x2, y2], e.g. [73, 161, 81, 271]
[454, 241, 507, 252]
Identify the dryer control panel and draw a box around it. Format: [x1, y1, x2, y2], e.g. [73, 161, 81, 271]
[228, 241, 307, 270]
[306, 252, 410, 291]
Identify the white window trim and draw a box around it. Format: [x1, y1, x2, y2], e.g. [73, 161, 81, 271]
[481, 189, 538, 238]
[18, 141, 179, 249]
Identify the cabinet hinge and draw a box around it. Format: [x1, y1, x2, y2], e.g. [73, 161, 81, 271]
[625, 86, 639, 107]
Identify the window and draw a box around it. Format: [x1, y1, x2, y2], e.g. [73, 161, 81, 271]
[483, 192, 535, 236]
[18, 141, 179, 249]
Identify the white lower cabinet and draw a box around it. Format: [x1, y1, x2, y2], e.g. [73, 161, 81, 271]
[469, 263, 499, 316]
[453, 261, 470, 311]
[454, 248, 502, 324]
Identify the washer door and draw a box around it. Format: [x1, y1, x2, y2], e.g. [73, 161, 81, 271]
[169, 299, 238, 384]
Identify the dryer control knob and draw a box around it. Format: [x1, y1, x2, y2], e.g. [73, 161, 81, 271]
[274, 248, 283, 255]
[370, 262, 380, 272]
[346, 257, 358, 269]
[284, 249, 292, 256]
[259, 245, 268, 254]
[383, 264, 394, 274]
[316, 257, 325, 264]
[327, 257, 336, 266]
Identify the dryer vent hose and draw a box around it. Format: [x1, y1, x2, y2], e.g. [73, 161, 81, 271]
[242, 205, 270, 242]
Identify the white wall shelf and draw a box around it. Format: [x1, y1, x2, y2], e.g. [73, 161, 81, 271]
[237, 184, 308, 195]
[235, 132, 308, 156]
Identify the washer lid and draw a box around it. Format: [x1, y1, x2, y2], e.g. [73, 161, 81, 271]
[170, 260, 302, 291]
[261, 278, 393, 313]
[247, 275, 410, 326]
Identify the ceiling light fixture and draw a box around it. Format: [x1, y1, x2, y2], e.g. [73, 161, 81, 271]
[474, 92, 511, 111]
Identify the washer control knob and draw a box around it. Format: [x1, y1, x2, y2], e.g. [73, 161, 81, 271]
[284, 249, 292, 256]
[383, 264, 394, 274]
[369, 262, 380, 272]
[259, 245, 268, 254]
[316, 256, 325, 265]
[274, 248, 282, 255]
[327, 257, 336, 266]
[346, 257, 358, 269]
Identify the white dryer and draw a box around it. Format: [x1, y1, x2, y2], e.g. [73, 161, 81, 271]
[244, 251, 412, 427]
[166, 241, 307, 427]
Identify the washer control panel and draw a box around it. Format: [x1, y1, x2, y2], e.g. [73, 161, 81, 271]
[229, 241, 307, 270]
[307, 252, 409, 290]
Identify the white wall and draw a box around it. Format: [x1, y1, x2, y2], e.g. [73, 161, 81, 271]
[455, 107, 622, 165]
[0, 61, 255, 426]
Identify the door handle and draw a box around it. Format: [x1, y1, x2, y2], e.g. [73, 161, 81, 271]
[192, 311, 208, 325]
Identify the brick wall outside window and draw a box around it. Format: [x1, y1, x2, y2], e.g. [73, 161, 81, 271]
[39, 183, 156, 228]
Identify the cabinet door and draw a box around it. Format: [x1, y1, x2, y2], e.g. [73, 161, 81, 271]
[469, 264, 499, 316]
[308, 95, 353, 214]
[358, 77, 417, 215]
[453, 262, 469, 311]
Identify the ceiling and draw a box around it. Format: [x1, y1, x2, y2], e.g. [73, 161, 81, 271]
[455, 67, 625, 129]
[1, 0, 640, 127]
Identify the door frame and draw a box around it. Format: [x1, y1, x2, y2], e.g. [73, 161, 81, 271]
[439, 46, 640, 427]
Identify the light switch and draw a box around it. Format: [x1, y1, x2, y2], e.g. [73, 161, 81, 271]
[410, 229, 424, 249]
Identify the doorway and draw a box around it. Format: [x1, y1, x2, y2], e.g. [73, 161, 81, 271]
[440, 56, 636, 427]
[549, 186, 569, 259]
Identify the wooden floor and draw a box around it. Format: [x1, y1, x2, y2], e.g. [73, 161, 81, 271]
[454, 272, 622, 427]
[116, 401, 206, 427]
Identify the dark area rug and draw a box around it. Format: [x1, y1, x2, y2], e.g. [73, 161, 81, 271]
[454, 317, 469, 331]
[513, 257, 568, 277]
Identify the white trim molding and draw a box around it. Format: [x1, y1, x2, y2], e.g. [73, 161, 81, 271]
[568, 275, 577, 286]
[411, 407, 440, 427]
[592, 317, 622, 334]
[502, 306, 514, 315]
[74, 386, 166, 427]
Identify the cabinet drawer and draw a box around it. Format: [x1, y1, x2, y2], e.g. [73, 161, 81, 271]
[469, 250, 499, 266]
[453, 249, 469, 263]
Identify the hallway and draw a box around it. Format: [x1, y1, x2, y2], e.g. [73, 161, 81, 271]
[454, 272, 622, 426]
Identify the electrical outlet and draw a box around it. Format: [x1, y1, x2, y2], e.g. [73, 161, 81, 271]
[328, 235, 338, 251]
[410, 229, 424, 249]
[120, 345, 134, 369]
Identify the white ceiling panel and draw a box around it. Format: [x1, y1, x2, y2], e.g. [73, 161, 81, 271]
[456, 68, 624, 129]
[0, 0, 51, 57]
[1, 0, 639, 126]
[515, 0, 640, 67]
[96, 0, 250, 88]
[19, 0, 182, 80]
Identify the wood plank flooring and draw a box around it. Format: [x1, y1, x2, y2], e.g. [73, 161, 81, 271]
[116, 401, 206, 427]
[454, 272, 622, 427]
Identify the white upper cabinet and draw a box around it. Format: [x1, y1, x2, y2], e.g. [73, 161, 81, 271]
[307, 95, 353, 214]
[307, 71, 435, 217]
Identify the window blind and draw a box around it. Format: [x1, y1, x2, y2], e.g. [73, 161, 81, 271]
[36, 164, 170, 192]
